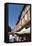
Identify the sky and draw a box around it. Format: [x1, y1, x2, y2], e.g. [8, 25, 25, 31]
[8, 4, 24, 29]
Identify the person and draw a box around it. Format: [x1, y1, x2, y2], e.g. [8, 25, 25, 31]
[9, 34, 15, 42]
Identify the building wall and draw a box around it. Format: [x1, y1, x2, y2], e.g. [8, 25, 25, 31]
[11, 5, 31, 32]
[16, 5, 30, 31]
